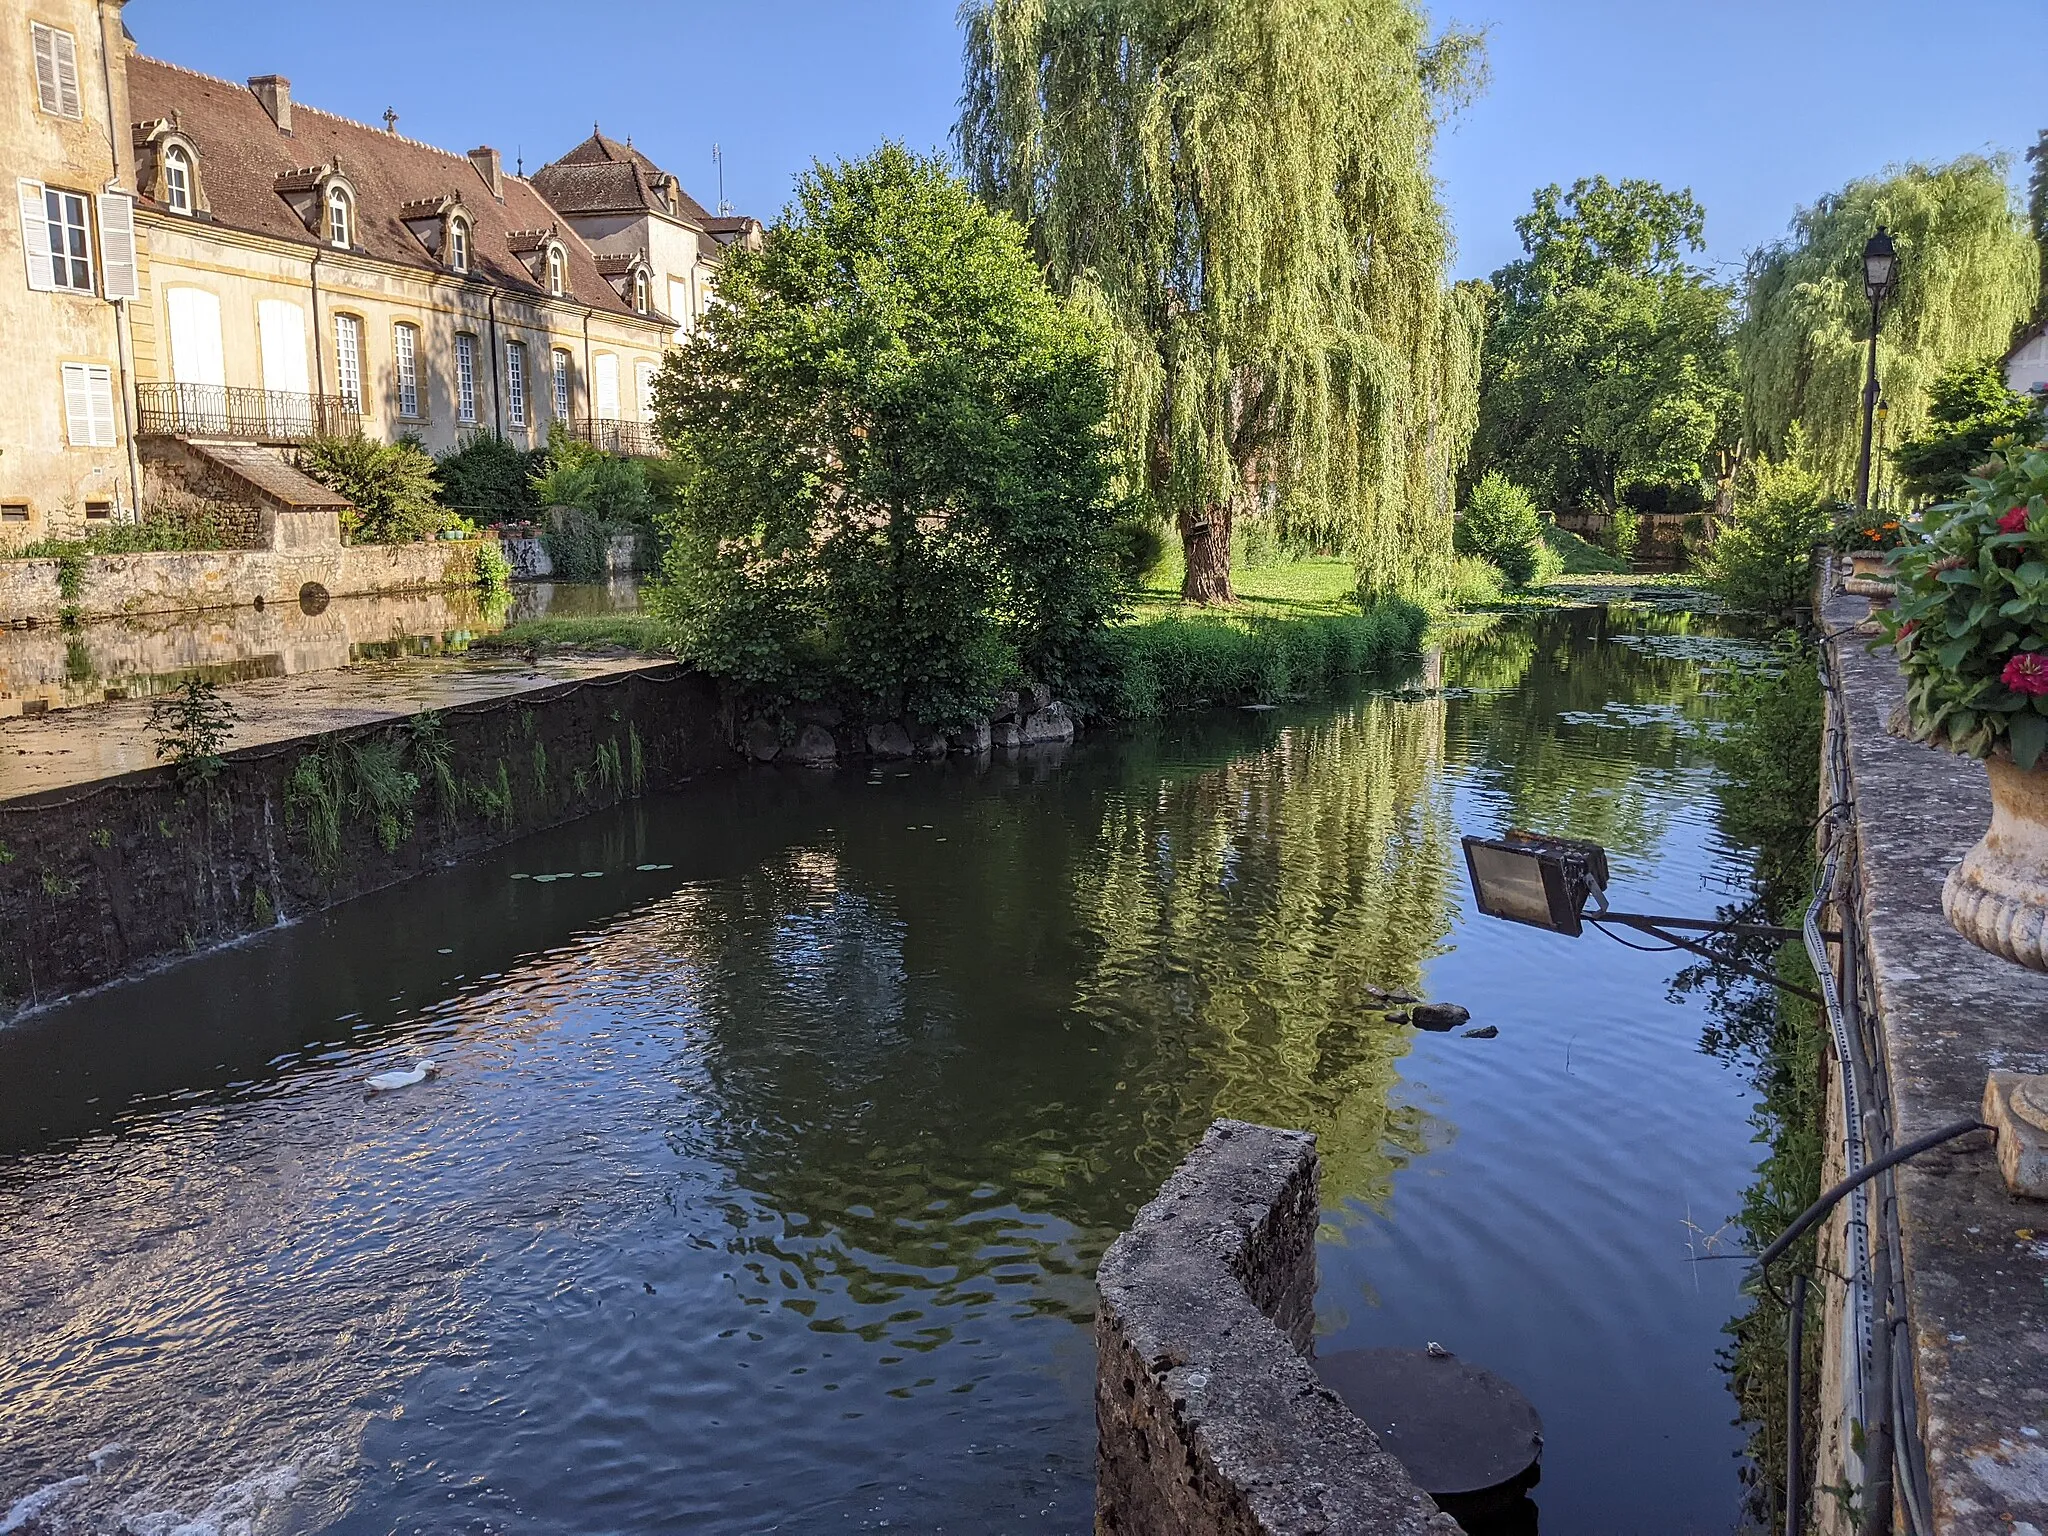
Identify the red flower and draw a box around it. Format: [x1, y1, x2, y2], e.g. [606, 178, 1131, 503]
[2003, 652, 2048, 696]
[1899, 620, 1918, 637]
[2003, 506, 2033, 534]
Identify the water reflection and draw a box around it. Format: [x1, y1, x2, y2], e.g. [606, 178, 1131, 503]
[0, 579, 638, 717]
[0, 608, 1774, 1535]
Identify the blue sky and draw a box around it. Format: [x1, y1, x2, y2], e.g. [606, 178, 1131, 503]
[130, 0, 2043, 283]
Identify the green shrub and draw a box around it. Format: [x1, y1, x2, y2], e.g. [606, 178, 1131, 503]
[1453, 472, 1545, 587]
[1108, 518, 1167, 586]
[531, 434, 658, 580]
[19, 508, 226, 561]
[1088, 600, 1427, 719]
[1604, 506, 1642, 561]
[1439, 554, 1505, 607]
[436, 432, 544, 524]
[1893, 357, 2045, 503]
[473, 540, 513, 593]
[299, 433, 454, 544]
[1697, 449, 1829, 613]
[1621, 479, 1711, 516]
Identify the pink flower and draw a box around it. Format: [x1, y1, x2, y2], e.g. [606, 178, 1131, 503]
[2003, 652, 2048, 696]
[2003, 506, 2033, 534]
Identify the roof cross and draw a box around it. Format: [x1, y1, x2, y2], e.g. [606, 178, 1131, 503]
[382, 107, 398, 134]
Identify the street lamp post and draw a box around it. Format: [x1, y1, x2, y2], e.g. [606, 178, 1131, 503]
[1855, 228, 1898, 515]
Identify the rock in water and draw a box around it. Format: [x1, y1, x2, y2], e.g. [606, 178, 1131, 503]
[365, 1060, 438, 1095]
[1412, 1003, 1471, 1032]
[1463, 1025, 1499, 1039]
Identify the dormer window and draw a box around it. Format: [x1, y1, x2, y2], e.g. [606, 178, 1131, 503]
[327, 185, 353, 248]
[547, 244, 565, 297]
[164, 146, 193, 215]
[633, 268, 648, 314]
[450, 216, 469, 273]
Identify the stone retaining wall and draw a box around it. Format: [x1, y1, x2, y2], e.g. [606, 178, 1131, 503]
[0, 540, 489, 625]
[1095, 1119, 1455, 1535]
[0, 664, 728, 1017]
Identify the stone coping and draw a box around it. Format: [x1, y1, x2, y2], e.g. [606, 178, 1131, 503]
[1094, 1119, 1455, 1534]
[1822, 585, 2048, 1529]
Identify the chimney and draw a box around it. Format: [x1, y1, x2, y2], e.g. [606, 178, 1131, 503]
[469, 145, 503, 201]
[248, 75, 291, 134]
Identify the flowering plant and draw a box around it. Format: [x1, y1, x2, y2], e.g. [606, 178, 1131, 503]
[1829, 513, 1909, 553]
[1880, 441, 2048, 767]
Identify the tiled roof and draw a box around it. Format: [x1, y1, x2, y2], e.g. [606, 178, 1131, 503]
[125, 57, 654, 324]
[531, 130, 725, 231]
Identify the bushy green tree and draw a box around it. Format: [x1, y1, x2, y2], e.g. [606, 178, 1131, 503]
[1474, 177, 1739, 514]
[435, 432, 543, 523]
[1697, 445, 1830, 612]
[297, 433, 453, 544]
[530, 433, 658, 580]
[1741, 156, 2037, 496]
[1892, 357, 2044, 502]
[649, 145, 1123, 724]
[1453, 471, 1544, 586]
[958, 0, 1486, 604]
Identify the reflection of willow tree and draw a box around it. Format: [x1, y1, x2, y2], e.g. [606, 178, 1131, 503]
[1446, 607, 1757, 862]
[622, 694, 1455, 1337]
[1063, 694, 1455, 1214]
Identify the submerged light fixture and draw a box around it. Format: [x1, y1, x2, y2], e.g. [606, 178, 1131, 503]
[1460, 830, 1828, 1002]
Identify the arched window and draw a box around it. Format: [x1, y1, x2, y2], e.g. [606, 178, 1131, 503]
[547, 245, 565, 298]
[164, 146, 192, 215]
[326, 185, 352, 249]
[449, 217, 469, 274]
[633, 268, 648, 314]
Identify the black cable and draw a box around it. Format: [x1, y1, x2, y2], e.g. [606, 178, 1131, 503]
[1586, 919, 1685, 954]
[1759, 1119, 1990, 1270]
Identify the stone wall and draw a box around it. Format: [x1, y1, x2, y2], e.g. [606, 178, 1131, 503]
[1814, 576, 2048, 1533]
[0, 539, 490, 624]
[0, 664, 729, 1016]
[1095, 1120, 1456, 1536]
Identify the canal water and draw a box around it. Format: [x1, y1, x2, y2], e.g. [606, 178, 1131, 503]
[0, 606, 1778, 1535]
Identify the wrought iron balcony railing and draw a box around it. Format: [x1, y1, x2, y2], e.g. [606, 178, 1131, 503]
[136, 382, 361, 444]
[567, 417, 660, 458]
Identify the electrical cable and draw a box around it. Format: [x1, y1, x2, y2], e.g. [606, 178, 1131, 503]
[1758, 1119, 1990, 1271]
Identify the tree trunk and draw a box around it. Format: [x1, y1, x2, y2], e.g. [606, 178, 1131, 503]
[1179, 500, 1234, 604]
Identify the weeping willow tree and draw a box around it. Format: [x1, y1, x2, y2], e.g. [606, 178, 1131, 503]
[1740, 155, 2037, 497]
[957, 0, 1487, 604]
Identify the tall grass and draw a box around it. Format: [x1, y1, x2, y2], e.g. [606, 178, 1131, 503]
[1095, 599, 1428, 718]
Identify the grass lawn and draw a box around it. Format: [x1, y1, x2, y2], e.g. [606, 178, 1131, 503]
[1134, 551, 1361, 619]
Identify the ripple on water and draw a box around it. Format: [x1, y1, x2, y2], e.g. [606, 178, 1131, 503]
[0, 608, 1778, 1534]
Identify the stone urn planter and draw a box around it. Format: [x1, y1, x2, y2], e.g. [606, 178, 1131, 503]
[1944, 751, 2048, 971]
[1842, 549, 1896, 599]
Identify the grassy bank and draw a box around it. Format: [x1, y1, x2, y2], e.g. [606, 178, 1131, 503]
[1100, 598, 1429, 717]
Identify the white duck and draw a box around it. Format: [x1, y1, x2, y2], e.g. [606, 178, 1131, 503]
[364, 1060, 438, 1096]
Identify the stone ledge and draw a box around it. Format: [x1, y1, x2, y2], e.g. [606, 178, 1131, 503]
[1823, 584, 2048, 1532]
[1095, 1119, 1456, 1535]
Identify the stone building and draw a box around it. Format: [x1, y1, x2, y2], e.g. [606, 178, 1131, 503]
[3, 0, 753, 542]
[532, 131, 762, 373]
[123, 59, 678, 483]
[3, 0, 143, 532]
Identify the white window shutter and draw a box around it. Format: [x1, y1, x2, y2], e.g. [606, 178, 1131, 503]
[86, 366, 116, 447]
[52, 27, 81, 118]
[97, 194, 137, 301]
[18, 179, 54, 292]
[61, 364, 92, 445]
[31, 24, 59, 114]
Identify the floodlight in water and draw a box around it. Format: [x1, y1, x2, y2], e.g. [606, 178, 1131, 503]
[1460, 832, 1610, 937]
